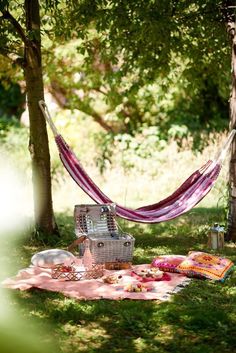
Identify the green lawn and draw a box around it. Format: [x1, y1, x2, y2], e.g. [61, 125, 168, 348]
[1, 206, 236, 353]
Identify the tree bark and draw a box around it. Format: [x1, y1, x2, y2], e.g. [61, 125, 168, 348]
[224, 4, 236, 241]
[24, 0, 57, 234]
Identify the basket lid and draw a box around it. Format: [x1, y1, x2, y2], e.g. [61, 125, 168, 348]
[74, 203, 118, 236]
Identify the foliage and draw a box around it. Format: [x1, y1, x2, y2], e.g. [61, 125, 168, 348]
[52, 1, 229, 80]
[0, 80, 25, 119]
[53, 0, 231, 126]
[0, 123, 30, 169]
[0, 0, 233, 153]
[0, 116, 20, 138]
[95, 126, 168, 173]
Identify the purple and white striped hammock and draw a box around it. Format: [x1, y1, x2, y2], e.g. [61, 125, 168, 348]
[39, 101, 236, 224]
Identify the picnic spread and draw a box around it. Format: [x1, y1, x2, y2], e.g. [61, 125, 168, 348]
[2, 251, 234, 301]
[2, 263, 192, 301]
[2, 204, 234, 301]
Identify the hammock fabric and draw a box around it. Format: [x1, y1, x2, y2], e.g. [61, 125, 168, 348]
[39, 101, 236, 224]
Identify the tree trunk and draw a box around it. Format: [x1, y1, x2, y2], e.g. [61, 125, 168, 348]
[225, 5, 236, 241]
[24, 0, 57, 234]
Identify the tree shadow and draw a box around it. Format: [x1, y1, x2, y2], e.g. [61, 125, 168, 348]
[11, 271, 236, 353]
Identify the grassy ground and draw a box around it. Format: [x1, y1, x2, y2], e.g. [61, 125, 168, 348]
[1, 207, 236, 353]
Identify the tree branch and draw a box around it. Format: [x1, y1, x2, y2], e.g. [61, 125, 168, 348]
[48, 83, 115, 132]
[0, 47, 26, 67]
[1, 9, 30, 46]
[92, 87, 108, 96]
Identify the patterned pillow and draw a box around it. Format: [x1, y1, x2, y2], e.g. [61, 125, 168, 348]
[151, 255, 186, 273]
[176, 251, 234, 281]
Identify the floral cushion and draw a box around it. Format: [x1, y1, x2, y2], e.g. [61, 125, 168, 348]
[151, 255, 186, 273]
[176, 251, 234, 281]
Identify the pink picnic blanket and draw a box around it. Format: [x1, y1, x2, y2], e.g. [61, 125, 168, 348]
[2, 264, 191, 301]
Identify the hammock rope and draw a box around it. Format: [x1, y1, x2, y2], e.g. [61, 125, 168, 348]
[39, 100, 236, 223]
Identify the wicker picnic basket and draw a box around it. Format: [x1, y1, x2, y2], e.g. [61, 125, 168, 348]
[74, 204, 135, 264]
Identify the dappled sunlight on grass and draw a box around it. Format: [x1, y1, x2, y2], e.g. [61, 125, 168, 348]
[62, 321, 111, 352]
[2, 206, 232, 353]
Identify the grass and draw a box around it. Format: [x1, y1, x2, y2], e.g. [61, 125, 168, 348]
[1, 207, 236, 353]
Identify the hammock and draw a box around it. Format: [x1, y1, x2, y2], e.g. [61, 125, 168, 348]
[39, 101, 236, 224]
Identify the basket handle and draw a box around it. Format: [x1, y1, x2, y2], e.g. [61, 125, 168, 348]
[68, 236, 87, 253]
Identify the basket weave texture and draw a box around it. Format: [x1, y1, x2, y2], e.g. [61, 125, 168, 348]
[74, 204, 135, 264]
